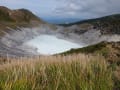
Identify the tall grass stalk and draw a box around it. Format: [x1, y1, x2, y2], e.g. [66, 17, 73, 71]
[0, 54, 113, 90]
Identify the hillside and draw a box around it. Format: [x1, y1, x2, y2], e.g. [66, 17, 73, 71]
[0, 6, 50, 56]
[61, 14, 120, 35]
[61, 42, 120, 64]
[0, 6, 119, 57]
[60, 41, 120, 89]
[0, 6, 45, 31]
[58, 14, 120, 46]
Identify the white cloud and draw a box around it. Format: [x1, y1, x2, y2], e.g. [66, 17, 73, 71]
[55, 0, 120, 18]
[0, 0, 120, 19]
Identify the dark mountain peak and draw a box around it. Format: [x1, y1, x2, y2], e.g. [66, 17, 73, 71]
[0, 6, 11, 11]
[0, 6, 12, 22]
[0, 6, 45, 24]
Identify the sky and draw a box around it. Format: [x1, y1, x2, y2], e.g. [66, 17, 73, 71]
[0, 0, 120, 23]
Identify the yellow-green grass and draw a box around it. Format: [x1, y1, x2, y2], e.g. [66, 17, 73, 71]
[0, 54, 114, 90]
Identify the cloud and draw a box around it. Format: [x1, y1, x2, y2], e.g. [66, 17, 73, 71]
[55, 0, 120, 19]
[0, 0, 120, 19]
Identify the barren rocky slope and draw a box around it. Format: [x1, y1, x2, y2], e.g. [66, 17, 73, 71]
[0, 6, 47, 56]
[58, 14, 120, 45]
[0, 6, 120, 56]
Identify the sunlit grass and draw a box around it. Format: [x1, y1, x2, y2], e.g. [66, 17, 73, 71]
[0, 54, 113, 90]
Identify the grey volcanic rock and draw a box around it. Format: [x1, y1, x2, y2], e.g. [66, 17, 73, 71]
[0, 6, 47, 56]
[57, 14, 120, 45]
[0, 6, 120, 56]
[0, 26, 54, 56]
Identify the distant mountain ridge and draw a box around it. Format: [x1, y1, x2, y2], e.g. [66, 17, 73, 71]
[60, 14, 120, 35]
[0, 6, 120, 35]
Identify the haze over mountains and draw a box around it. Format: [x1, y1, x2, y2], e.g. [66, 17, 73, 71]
[0, 6, 120, 56]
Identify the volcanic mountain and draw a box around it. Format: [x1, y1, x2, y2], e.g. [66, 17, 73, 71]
[0, 6, 120, 56]
[0, 6, 47, 56]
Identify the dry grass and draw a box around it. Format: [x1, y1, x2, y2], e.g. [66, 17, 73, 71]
[0, 54, 114, 90]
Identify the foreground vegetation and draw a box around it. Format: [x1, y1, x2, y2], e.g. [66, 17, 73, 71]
[0, 54, 118, 90]
[61, 42, 120, 64]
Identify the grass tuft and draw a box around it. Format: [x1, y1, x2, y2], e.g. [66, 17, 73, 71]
[0, 54, 114, 90]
